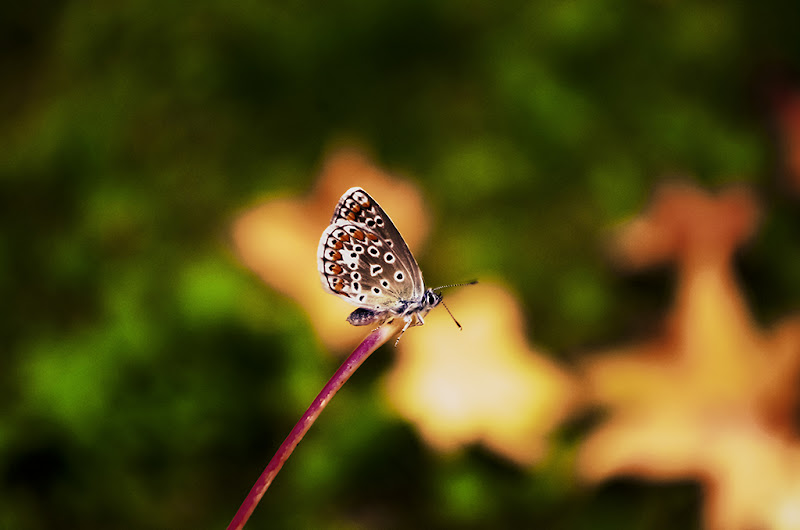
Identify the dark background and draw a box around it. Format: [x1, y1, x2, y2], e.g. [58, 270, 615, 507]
[3, 1, 799, 528]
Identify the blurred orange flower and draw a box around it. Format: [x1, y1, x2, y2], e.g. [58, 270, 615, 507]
[578, 183, 800, 530]
[385, 282, 580, 465]
[232, 148, 429, 350]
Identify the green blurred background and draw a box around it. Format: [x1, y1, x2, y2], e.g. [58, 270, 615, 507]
[3, 1, 800, 528]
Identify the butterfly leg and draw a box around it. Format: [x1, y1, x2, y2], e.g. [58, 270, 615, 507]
[394, 316, 416, 346]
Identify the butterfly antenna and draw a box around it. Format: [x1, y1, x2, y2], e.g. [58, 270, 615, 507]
[440, 298, 462, 330]
[431, 280, 478, 330]
[431, 279, 478, 291]
[431, 280, 477, 330]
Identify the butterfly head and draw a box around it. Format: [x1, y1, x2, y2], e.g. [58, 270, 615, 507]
[423, 289, 442, 311]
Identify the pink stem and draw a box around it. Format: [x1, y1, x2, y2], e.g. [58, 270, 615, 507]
[226, 323, 398, 530]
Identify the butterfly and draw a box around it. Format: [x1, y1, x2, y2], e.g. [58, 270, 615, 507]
[317, 187, 471, 344]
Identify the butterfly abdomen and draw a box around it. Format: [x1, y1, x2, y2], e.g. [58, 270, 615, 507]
[347, 307, 387, 326]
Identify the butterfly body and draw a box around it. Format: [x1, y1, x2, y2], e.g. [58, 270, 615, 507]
[318, 187, 442, 340]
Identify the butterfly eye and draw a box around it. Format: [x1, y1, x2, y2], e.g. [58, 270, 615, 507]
[351, 272, 361, 280]
[375, 217, 384, 226]
[381, 280, 389, 288]
[394, 271, 404, 282]
[384, 253, 395, 263]
[372, 287, 381, 294]
[351, 282, 360, 291]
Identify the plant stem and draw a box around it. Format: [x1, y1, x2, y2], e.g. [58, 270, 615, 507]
[226, 323, 399, 530]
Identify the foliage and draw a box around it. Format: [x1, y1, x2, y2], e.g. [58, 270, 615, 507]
[3, 1, 800, 528]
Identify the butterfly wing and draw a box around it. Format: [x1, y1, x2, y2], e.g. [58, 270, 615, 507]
[318, 220, 419, 311]
[327, 187, 425, 298]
